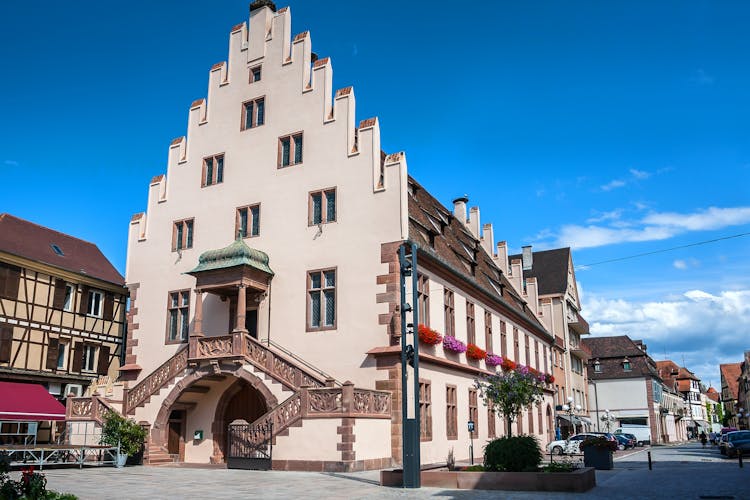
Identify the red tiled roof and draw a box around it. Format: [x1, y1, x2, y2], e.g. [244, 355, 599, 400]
[211, 62, 224, 71]
[293, 31, 308, 42]
[231, 22, 245, 32]
[313, 57, 329, 68]
[170, 137, 183, 146]
[0, 214, 123, 285]
[359, 117, 376, 129]
[190, 98, 205, 108]
[335, 87, 353, 98]
[721, 363, 742, 399]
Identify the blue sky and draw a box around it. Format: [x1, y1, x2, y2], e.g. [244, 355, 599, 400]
[1, 1, 748, 385]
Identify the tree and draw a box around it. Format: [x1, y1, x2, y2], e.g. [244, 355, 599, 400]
[475, 365, 546, 436]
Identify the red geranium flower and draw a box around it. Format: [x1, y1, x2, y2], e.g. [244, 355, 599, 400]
[466, 343, 487, 360]
[417, 324, 443, 345]
[501, 358, 517, 372]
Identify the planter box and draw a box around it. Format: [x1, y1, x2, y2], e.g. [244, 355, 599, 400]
[583, 447, 614, 470]
[380, 467, 596, 492]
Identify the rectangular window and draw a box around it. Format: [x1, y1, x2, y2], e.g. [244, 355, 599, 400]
[500, 321, 507, 358]
[308, 269, 336, 330]
[167, 290, 190, 343]
[63, 284, 74, 312]
[309, 189, 336, 225]
[250, 65, 262, 83]
[87, 290, 103, 317]
[446, 385, 457, 440]
[236, 204, 261, 238]
[81, 345, 97, 372]
[535, 340, 540, 370]
[524, 335, 530, 365]
[469, 389, 479, 436]
[484, 311, 492, 353]
[172, 219, 194, 251]
[241, 96, 265, 130]
[528, 407, 534, 434]
[202, 154, 225, 187]
[466, 302, 475, 345]
[417, 274, 429, 327]
[488, 401, 496, 438]
[419, 380, 432, 441]
[543, 345, 548, 373]
[56, 342, 67, 370]
[278, 133, 303, 167]
[444, 289, 455, 337]
[513, 327, 519, 362]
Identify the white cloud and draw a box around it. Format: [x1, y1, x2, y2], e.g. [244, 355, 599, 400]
[586, 209, 623, 224]
[600, 179, 626, 191]
[673, 259, 687, 270]
[583, 289, 750, 384]
[551, 206, 750, 249]
[629, 168, 651, 180]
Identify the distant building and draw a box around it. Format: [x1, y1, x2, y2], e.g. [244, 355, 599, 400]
[0, 213, 126, 442]
[656, 360, 708, 436]
[720, 362, 742, 427]
[504, 247, 591, 438]
[736, 353, 750, 430]
[584, 336, 661, 444]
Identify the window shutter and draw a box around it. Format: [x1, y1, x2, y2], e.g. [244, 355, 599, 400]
[78, 286, 89, 315]
[0, 326, 12, 362]
[97, 345, 111, 375]
[52, 279, 67, 309]
[103, 293, 115, 321]
[71, 342, 84, 372]
[0, 263, 21, 299]
[46, 337, 60, 370]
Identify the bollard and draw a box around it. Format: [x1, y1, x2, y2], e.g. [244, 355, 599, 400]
[740, 452, 743, 468]
[647, 451, 652, 470]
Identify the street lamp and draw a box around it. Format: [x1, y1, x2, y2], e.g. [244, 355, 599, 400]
[468, 420, 475, 465]
[601, 409, 617, 433]
[562, 396, 583, 435]
[738, 408, 747, 429]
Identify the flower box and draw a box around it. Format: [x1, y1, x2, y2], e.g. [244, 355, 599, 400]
[417, 324, 443, 345]
[466, 344, 487, 360]
[485, 353, 503, 366]
[443, 335, 467, 353]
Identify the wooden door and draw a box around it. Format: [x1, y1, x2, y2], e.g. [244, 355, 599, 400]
[167, 410, 184, 456]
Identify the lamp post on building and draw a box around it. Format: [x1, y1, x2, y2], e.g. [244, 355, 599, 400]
[467, 420, 475, 465]
[601, 409, 616, 433]
[562, 396, 582, 435]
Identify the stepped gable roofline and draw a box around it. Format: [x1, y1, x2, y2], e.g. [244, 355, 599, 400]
[508, 247, 571, 296]
[0, 213, 124, 286]
[720, 362, 742, 399]
[186, 237, 274, 276]
[406, 176, 551, 342]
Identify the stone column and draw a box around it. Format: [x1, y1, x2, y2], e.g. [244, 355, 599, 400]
[234, 284, 247, 333]
[192, 289, 204, 337]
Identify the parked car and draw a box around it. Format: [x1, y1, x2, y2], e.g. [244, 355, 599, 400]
[725, 430, 750, 458]
[614, 426, 651, 446]
[547, 433, 600, 455]
[614, 433, 636, 450]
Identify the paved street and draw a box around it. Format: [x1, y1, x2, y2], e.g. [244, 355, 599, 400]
[33, 443, 750, 499]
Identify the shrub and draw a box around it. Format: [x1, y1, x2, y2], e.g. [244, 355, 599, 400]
[484, 435, 542, 472]
[542, 461, 576, 473]
[446, 447, 456, 471]
[0, 456, 78, 500]
[100, 410, 147, 457]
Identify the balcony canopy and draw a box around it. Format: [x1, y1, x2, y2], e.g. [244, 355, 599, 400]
[186, 238, 274, 293]
[0, 381, 66, 421]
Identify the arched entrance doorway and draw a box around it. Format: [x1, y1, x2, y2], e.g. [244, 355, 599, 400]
[212, 379, 268, 463]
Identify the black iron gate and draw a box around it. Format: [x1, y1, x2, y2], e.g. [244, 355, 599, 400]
[226, 419, 273, 470]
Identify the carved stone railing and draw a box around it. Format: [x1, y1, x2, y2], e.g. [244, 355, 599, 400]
[124, 346, 189, 414]
[66, 395, 118, 425]
[195, 335, 235, 359]
[243, 334, 327, 390]
[246, 393, 303, 444]
[351, 388, 391, 416]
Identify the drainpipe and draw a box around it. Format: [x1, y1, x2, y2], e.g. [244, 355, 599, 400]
[266, 281, 272, 344]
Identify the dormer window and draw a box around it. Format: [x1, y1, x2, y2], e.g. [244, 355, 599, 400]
[623, 358, 631, 371]
[594, 359, 602, 373]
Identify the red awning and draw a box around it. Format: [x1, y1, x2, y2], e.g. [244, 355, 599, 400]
[0, 381, 67, 421]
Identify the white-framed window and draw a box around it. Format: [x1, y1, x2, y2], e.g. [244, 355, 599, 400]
[87, 291, 103, 317]
[63, 284, 75, 312]
[56, 342, 67, 370]
[81, 345, 97, 372]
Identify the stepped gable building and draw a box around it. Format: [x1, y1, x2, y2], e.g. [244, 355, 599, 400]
[97, 3, 557, 470]
[584, 336, 663, 444]
[505, 247, 591, 438]
[720, 362, 743, 427]
[0, 214, 127, 441]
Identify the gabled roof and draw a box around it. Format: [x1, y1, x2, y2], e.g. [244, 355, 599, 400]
[584, 335, 660, 381]
[705, 387, 720, 402]
[508, 247, 570, 296]
[406, 177, 548, 338]
[583, 335, 646, 359]
[720, 362, 742, 399]
[0, 213, 124, 286]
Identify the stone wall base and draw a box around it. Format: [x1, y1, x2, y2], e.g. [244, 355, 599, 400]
[272, 457, 393, 472]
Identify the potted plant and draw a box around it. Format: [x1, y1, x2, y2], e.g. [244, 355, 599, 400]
[580, 436, 616, 470]
[100, 410, 147, 468]
[466, 344, 486, 361]
[442, 335, 467, 354]
[485, 353, 503, 367]
[417, 324, 443, 345]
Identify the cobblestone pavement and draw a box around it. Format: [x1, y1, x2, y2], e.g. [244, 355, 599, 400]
[31, 442, 750, 499]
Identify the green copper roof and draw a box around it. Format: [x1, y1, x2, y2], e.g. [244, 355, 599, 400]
[187, 238, 274, 275]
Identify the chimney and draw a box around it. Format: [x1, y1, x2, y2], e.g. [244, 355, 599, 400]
[468, 207, 480, 238]
[452, 196, 468, 226]
[522, 245, 533, 271]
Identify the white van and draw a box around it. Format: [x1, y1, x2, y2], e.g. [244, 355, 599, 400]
[614, 425, 651, 446]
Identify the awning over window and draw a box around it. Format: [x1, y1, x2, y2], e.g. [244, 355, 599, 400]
[0, 381, 66, 421]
